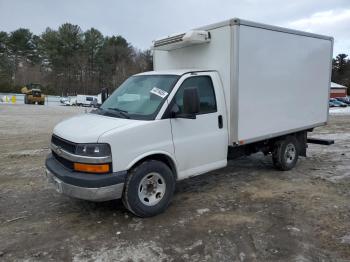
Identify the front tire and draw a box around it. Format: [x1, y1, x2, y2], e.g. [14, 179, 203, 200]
[272, 136, 299, 171]
[123, 160, 175, 217]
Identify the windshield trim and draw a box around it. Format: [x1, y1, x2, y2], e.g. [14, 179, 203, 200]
[99, 74, 181, 121]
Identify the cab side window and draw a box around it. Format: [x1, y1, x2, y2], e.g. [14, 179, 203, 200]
[174, 76, 217, 114]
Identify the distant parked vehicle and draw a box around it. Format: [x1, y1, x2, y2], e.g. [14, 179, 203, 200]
[76, 94, 102, 107]
[62, 97, 77, 106]
[21, 83, 45, 105]
[76, 95, 96, 107]
[335, 97, 350, 105]
[329, 101, 336, 107]
[330, 98, 347, 107]
[60, 97, 69, 104]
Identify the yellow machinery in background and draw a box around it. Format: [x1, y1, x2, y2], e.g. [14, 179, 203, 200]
[21, 83, 45, 105]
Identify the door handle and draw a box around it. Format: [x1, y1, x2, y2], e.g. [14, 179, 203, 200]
[218, 115, 223, 129]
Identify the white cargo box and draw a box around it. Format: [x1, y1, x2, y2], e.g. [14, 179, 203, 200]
[153, 18, 333, 145]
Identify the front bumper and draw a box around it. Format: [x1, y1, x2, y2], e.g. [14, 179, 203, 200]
[45, 154, 126, 202]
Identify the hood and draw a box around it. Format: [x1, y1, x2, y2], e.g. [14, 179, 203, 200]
[53, 113, 139, 143]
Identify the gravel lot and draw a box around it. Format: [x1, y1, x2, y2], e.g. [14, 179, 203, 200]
[1, 104, 350, 262]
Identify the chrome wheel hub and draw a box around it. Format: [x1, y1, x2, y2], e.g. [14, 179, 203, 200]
[284, 143, 296, 164]
[138, 172, 166, 206]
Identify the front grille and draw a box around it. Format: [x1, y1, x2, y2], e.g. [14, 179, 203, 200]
[52, 151, 74, 170]
[51, 134, 76, 154]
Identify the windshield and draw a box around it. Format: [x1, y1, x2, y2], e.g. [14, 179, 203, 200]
[100, 75, 179, 120]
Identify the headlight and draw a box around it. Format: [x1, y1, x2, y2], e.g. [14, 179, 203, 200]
[75, 143, 111, 157]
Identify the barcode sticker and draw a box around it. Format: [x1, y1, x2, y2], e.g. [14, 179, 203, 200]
[150, 87, 168, 98]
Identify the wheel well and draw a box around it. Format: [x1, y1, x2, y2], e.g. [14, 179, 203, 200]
[228, 131, 308, 160]
[270, 132, 307, 157]
[131, 154, 177, 180]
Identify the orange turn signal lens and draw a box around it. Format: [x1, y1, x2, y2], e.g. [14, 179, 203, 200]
[74, 163, 110, 173]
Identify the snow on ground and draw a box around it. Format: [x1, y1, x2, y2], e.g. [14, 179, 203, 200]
[329, 107, 350, 115]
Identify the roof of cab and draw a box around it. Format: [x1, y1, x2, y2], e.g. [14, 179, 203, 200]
[135, 69, 210, 76]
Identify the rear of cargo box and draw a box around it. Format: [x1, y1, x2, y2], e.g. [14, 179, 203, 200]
[233, 22, 333, 145]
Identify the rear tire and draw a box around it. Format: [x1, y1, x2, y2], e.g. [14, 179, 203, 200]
[272, 136, 299, 171]
[123, 160, 175, 217]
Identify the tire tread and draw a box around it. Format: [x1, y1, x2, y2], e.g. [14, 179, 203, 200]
[122, 160, 175, 217]
[272, 136, 299, 171]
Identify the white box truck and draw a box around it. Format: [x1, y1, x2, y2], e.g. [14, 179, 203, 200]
[45, 18, 333, 217]
[76, 94, 100, 107]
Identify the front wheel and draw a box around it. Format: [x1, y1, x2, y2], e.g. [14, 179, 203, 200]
[272, 136, 299, 171]
[122, 160, 175, 217]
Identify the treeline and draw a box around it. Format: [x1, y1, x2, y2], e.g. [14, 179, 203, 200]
[1, 24, 349, 96]
[0, 23, 152, 95]
[332, 54, 350, 94]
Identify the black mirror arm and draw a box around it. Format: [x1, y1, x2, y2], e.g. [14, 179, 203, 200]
[169, 103, 196, 119]
[170, 103, 180, 118]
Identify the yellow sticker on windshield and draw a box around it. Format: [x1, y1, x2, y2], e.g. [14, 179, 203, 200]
[150, 87, 168, 98]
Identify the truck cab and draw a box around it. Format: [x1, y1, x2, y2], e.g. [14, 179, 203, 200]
[46, 70, 228, 217]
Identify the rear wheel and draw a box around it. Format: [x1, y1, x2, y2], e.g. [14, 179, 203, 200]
[123, 160, 175, 217]
[272, 136, 299, 171]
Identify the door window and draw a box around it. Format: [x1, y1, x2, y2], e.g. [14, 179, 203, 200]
[174, 76, 217, 114]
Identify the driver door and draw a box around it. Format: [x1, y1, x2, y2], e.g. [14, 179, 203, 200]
[169, 72, 228, 179]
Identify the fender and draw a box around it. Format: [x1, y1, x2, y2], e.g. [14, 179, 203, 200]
[126, 150, 178, 178]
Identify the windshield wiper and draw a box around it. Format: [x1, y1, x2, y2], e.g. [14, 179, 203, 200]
[106, 107, 130, 119]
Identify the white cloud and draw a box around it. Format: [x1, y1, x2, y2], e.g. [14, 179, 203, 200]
[287, 9, 350, 55]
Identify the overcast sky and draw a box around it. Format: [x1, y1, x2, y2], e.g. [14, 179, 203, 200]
[0, 0, 349, 55]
